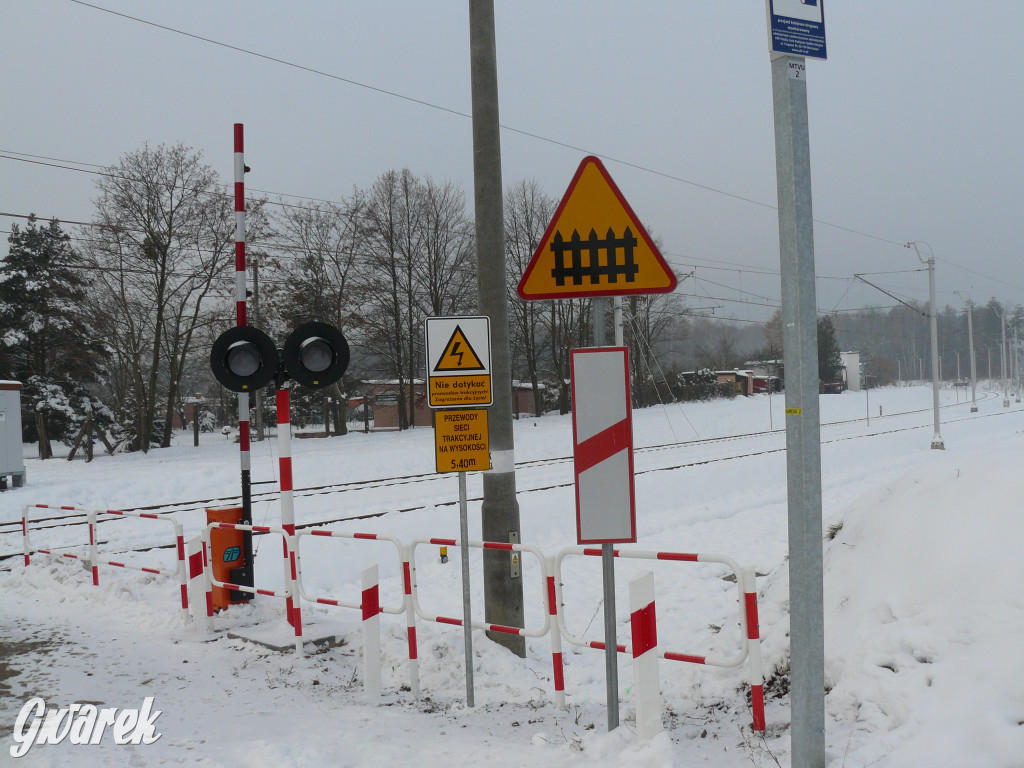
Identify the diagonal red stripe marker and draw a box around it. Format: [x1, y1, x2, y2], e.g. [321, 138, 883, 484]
[574, 418, 632, 475]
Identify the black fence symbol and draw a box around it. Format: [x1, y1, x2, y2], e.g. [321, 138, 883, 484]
[549, 228, 639, 287]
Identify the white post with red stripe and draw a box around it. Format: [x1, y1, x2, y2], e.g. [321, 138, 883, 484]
[629, 570, 662, 740]
[402, 545, 421, 699]
[277, 383, 298, 628]
[187, 535, 209, 634]
[546, 556, 566, 710]
[87, 510, 99, 586]
[362, 564, 382, 698]
[742, 569, 766, 731]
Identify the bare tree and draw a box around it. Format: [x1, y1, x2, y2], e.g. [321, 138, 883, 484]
[85, 143, 234, 451]
[504, 179, 555, 414]
[623, 290, 686, 407]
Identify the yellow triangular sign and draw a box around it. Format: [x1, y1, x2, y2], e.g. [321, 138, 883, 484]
[434, 326, 486, 372]
[518, 156, 677, 300]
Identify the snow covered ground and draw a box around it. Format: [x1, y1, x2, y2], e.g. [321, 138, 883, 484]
[2, 384, 1023, 767]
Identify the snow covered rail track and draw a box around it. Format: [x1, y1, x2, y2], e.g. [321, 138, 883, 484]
[0, 402, 1016, 569]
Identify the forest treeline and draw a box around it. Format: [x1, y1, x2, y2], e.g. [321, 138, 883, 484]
[1, 143, 1017, 455]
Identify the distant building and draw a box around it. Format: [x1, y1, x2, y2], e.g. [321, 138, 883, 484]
[841, 352, 861, 391]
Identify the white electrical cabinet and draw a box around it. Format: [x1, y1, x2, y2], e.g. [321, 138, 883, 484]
[0, 381, 26, 488]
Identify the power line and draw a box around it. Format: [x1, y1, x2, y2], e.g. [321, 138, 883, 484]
[65, 0, 910, 252]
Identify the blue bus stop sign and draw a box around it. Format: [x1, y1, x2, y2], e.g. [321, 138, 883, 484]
[767, 0, 827, 60]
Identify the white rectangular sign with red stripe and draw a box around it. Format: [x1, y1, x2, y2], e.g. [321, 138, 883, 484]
[570, 347, 636, 544]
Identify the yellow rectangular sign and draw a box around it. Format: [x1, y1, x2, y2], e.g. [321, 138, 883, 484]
[434, 409, 490, 473]
[428, 375, 491, 408]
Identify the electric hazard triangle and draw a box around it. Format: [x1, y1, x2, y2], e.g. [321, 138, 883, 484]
[433, 326, 486, 372]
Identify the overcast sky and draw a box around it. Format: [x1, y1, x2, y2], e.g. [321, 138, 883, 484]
[2, 1, 1022, 325]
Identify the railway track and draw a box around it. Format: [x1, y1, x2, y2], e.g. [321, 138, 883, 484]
[0, 391, 1009, 566]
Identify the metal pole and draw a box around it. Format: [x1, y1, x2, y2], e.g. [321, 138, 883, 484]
[968, 303, 978, 412]
[1000, 311, 1009, 407]
[591, 295, 618, 731]
[957, 293, 979, 413]
[459, 471, 475, 707]
[610, 296, 618, 346]
[233, 123, 255, 593]
[468, 0, 525, 657]
[771, 53, 825, 767]
[1016, 327, 1021, 403]
[865, 370, 870, 426]
[907, 243, 944, 448]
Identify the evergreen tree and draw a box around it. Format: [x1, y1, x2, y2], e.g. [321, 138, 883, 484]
[0, 216, 104, 444]
[817, 316, 842, 383]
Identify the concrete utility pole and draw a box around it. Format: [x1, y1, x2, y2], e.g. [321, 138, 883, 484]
[955, 292, 978, 413]
[997, 309, 1009, 407]
[771, 53, 825, 767]
[1011, 325, 1019, 403]
[906, 242, 944, 448]
[468, 0, 525, 657]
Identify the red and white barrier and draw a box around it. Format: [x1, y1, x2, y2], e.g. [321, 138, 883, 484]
[292, 528, 417, 695]
[202, 522, 302, 656]
[95, 509, 188, 619]
[629, 570, 661, 740]
[410, 537, 551, 639]
[554, 545, 765, 731]
[21, 505, 95, 582]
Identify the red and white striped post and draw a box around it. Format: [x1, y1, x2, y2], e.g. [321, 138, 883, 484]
[546, 556, 566, 710]
[233, 123, 254, 593]
[743, 569, 766, 731]
[87, 511, 99, 587]
[277, 383, 298, 628]
[629, 570, 662, 740]
[362, 564, 382, 698]
[402, 547, 421, 698]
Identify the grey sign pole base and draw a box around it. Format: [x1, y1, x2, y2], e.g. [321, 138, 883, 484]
[459, 471, 475, 707]
[602, 542, 619, 731]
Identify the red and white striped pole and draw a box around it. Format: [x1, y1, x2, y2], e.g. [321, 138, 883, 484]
[88, 511, 99, 587]
[362, 564, 382, 698]
[743, 569, 766, 732]
[629, 570, 662, 740]
[277, 383, 297, 627]
[546, 556, 566, 710]
[233, 123, 254, 594]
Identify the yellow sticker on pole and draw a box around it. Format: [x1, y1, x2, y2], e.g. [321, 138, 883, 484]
[785, 407, 803, 415]
[434, 409, 490, 473]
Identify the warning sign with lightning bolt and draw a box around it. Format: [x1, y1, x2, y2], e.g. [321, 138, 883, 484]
[425, 316, 492, 408]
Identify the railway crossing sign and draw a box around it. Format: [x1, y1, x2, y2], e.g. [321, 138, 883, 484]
[517, 156, 677, 301]
[570, 347, 636, 544]
[425, 316, 492, 408]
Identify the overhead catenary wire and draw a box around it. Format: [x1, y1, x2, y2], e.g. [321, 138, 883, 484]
[45, 0, 907, 255]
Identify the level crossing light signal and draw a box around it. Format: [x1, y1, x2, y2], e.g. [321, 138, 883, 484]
[210, 326, 279, 392]
[282, 321, 350, 390]
[210, 321, 349, 393]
